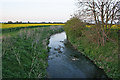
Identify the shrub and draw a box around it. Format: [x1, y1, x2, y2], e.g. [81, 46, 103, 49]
[64, 17, 85, 39]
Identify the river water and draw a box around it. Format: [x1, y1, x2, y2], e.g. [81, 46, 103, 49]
[47, 32, 107, 78]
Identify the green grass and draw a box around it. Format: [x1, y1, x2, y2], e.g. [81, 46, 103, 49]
[2, 26, 64, 78]
[1, 25, 50, 36]
[66, 32, 119, 78]
[64, 18, 119, 78]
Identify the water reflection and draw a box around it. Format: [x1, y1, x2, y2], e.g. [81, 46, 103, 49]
[47, 32, 107, 78]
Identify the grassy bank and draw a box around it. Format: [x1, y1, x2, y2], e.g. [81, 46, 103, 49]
[64, 18, 119, 78]
[2, 26, 64, 78]
[1, 25, 50, 36]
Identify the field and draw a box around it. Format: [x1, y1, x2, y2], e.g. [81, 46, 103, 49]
[1, 23, 65, 29]
[2, 25, 64, 78]
[86, 25, 120, 29]
[1, 23, 119, 29]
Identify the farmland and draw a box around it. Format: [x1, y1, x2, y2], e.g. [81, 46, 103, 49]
[1, 23, 119, 29]
[1, 23, 65, 29]
[1, 24, 65, 36]
[86, 24, 120, 29]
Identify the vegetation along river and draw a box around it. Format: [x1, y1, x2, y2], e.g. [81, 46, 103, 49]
[47, 32, 108, 78]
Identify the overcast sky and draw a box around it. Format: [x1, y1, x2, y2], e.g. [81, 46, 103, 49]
[0, 0, 77, 22]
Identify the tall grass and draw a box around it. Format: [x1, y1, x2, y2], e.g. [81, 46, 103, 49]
[2, 26, 64, 78]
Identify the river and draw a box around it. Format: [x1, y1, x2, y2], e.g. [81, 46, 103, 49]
[47, 32, 107, 78]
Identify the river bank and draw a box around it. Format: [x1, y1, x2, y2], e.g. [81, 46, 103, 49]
[2, 26, 64, 78]
[66, 35, 119, 78]
[64, 18, 119, 78]
[47, 32, 108, 78]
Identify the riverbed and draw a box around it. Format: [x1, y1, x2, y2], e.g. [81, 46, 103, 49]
[47, 32, 107, 78]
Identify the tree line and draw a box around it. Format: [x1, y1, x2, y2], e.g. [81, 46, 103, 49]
[5, 21, 65, 24]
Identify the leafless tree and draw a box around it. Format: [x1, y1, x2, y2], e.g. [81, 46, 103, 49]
[77, 0, 120, 46]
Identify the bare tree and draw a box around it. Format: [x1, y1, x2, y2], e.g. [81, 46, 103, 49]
[116, 1, 120, 24]
[77, 0, 120, 46]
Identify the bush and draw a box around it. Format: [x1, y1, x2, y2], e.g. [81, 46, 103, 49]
[64, 17, 85, 39]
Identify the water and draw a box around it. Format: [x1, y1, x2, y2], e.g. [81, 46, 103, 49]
[47, 32, 107, 78]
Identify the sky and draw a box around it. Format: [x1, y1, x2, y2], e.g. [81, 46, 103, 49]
[0, 0, 77, 22]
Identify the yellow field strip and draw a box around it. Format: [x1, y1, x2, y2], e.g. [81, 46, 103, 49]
[1, 23, 119, 29]
[86, 25, 120, 29]
[1, 24, 65, 29]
